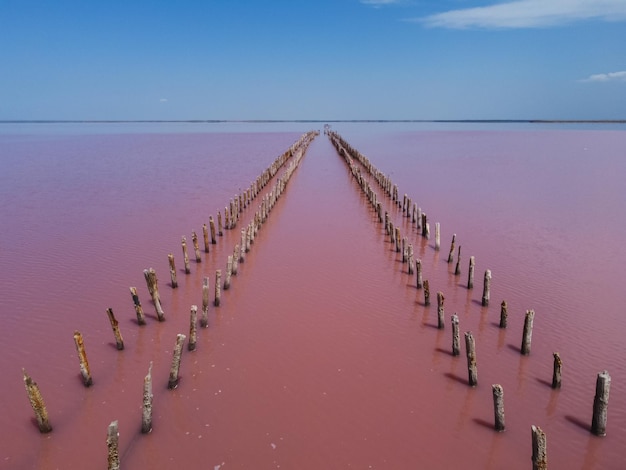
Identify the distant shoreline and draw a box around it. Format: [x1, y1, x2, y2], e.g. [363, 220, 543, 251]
[1, 119, 625, 124]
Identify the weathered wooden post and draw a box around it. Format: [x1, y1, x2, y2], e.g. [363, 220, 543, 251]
[467, 256, 475, 289]
[200, 277, 209, 328]
[465, 332, 477, 386]
[384, 211, 389, 235]
[435, 222, 441, 250]
[188, 305, 198, 351]
[191, 231, 202, 263]
[416, 259, 423, 289]
[521, 309, 535, 355]
[214, 270, 222, 307]
[552, 352, 562, 389]
[591, 370, 611, 436]
[395, 227, 401, 253]
[447, 234, 456, 263]
[141, 362, 153, 434]
[23, 369, 52, 433]
[232, 245, 239, 275]
[202, 223, 210, 253]
[437, 291, 445, 329]
[454, 245, 462, 275]
[129, 287, 146, 325]
[217, 211, 223, 236]
[423, 280, 431, 306]
[73, 331, 93, 386]
[492, 384, 505, 431]
[407, 244, 414, 274]
[424, 222, 430, 240]
[224, 256, 233, 290]
[181, 236, 191, 274]
[168, 334, 186, 389]
[209, 216, 217, 244]
[451, 314, 460, 356]
[531, 425, 547, 470]
[499, 301, 508, 328]
[107, 420, 120, 470]
[167, 253, 178, 288]
[482, 269, 491, 306]
[239, 229, 246, 263]
[106, 308, 124, 351]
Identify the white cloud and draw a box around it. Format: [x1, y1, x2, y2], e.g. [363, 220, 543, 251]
[580, 71, 626, 82]
[159, 98, 168, 102]
[361, 0, 402, 6]
[416, 0, 626, 29]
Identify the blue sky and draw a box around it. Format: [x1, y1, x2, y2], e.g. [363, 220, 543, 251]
[1, 0, 624, 120]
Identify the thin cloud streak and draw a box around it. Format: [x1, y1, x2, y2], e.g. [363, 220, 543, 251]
[415, 0, 626, 29]
[360, 0, 402, 6]
[580, 71, 626, 82]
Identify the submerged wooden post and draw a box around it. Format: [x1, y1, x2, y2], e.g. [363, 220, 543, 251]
[209, 216, 217, 244]
[232, 245, 239, 275]
[395, 226, 401, 253]
[181, 236, 191, 274]
[416, 259, 423, 289]
[521, 309, 535, 355]
[423, 280, 431, 306]
[217, 211, 223, 236]
[499, 301, 508, 328]
[552, 352, 562, 389]
[168, 334, 186, 389]
[106, 308, 124, 351]
[73, 331, 93, 386]
[465, 332, 477, 386]
[188, 305, 198, 351]
[531, 425, 547, 470]
[23, 369, 52, 433]
[454, 245, 462, 275]
[202, 223, 210, 253]
[591, 370, 611, 436]
[437, 291, 445, 329]
[447, 233, 456, 263]
[451, 314, 460, 356]
[200, 277, 209, 328]
[421, 213, 428, 237]
[214, 270, 221, 307]
[482, 269, 491, 306]
[467, 256, 475, 289]
[191, 231, 202, 263]
[492, 384, 505, 431]
[407, 244, 414, 274]
[224, 256, 233, 290]
[141, 362, 153, 434]
[107, 420, 120, 470]
[129, 287, 146, 325]
[435, 222, 441, 250]
[167, 253, 178, 288]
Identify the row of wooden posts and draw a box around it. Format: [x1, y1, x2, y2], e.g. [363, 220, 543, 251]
[22, 131, 319, 469]
[326, 130, 611, 468]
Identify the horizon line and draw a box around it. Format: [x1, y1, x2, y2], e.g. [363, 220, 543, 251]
[2, 119, 626, 124]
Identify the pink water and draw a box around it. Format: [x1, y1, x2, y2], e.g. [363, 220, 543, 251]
[1, 123, 625, 469]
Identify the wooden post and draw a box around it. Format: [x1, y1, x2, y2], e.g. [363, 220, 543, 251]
[395, 226, 401, 253]
[421, 213, 428, 237]
[531, 425, 547, 470]
[106, 420, 120, 470]
[465, 332, 477, 386]
[384, 211, 389, 235]
[224, 256, 233, 290]
[73, 331, 93, 386]
[435, 222, 441, 250]
[202, 223, 210, 253]
[214, 270, 221, 307]
[181, 236, 191, 274]
[209, 216, 217, 244]
[129, 287, 146, 325]
[188, 305, 198, 351]
[482, 269, 491, 306]
[454, 245, 462, 275]
[217, 211, 223, 236]
[416, 259, 423, 289]
[424, 222, 430, 240]
[106, 308, 124, 351]
[552, 352, 562, 389]
[521, 309, 535, 355]
[423, 280, 431, 306]
[232, 245, 239, 275]
[167, 253, 178, 288]
[499, 300, 508, 328]
[225, 206, 230, 230]
[591, 370, 611, 436]
[22, 369, 52, 433]
[168, 334, 186, 389]
[200, 277, 209, 328]
[437, 291, 445, 329]
[492, 384, 505, 431]
[467, 256, 475, 289]
[141, 362, 153, 434]
[447, 234, 456, 263]
[239, 229, 246, 262]
[451, 314, 460, 356]
[407, 244, 414, 274]
[191, 231, 202, 263]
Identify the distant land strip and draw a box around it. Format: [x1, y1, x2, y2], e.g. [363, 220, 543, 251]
[1, 119, 625, 124]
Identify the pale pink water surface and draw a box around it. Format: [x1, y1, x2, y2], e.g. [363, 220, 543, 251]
[1, 122, 625, 469]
